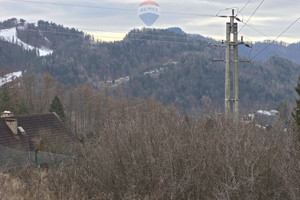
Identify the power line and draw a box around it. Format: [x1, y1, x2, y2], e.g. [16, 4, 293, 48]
[124, 37, 204, 45]
[15, 20, 214, 44]
[161, 11, 215, 17]
[8, 0, 299, 57]
[93, 31, 204, 42]
[240, 21, 273, 40]
[239, 0, 265, 33]
[251, 17, 300, 60]
[238, 0, 252, 15]
[24, 27, 85, 37]
[14, 17, 212, 42]
[29, 22, 207, 41]
[9, 0, 137, 12]
[22, 27, 209, 46]
[8, 0, 216, 18]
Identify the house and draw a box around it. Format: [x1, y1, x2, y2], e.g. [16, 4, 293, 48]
[242, 110, 279, 130]
[0, 111, 78, 167]
[254, 110, 279, 130]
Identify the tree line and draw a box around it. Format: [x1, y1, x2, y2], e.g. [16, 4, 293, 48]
[0, 71, 300, 199]
[0, 74, 299, 199]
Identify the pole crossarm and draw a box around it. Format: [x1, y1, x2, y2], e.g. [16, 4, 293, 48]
[212, 58, 251, 63]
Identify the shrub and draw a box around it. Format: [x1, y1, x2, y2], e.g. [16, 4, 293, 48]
[2, 98, 300, 199]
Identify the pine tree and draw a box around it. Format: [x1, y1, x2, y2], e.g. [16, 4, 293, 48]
[49, 95, 66, 122]
[0, 87, 15, 113]
[292, 76, 300, 140]
[16, 98, 29, 115]
[276, 101, 289, 120]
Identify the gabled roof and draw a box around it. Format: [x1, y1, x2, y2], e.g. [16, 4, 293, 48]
[0, 112, 77, 152]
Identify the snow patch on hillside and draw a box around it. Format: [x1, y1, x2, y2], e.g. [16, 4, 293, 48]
[0, 27, 53, 56]
[0, 71, 22, 87]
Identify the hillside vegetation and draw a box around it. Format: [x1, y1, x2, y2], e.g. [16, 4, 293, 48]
[0, 18, 299, 114]
[0, 16, 299, 197]
[1, 96, 300, 199]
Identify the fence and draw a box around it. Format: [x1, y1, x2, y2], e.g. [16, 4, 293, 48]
[0, 145, 73, 169]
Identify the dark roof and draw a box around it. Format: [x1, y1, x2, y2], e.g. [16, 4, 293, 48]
[0, 112, 77, 152]
[254, 112, 279, 127]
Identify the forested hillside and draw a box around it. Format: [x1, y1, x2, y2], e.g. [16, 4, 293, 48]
[1, 18, 300, 199]
[0, 39, 37, 73]
[124, 54, 299, 114]
[168, 27, 300, 65]
[0, 18, 299, 114]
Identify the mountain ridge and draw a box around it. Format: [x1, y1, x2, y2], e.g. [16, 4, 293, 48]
[167, 27, 300, 64]
[0, 18, 299, 114]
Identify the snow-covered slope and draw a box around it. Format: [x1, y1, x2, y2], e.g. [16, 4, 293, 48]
[0, 71, 22, 87]
[0, 27, 53, 56]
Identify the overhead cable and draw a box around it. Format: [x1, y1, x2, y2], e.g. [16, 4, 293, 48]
[22, 27, 209, 46]
[8, 0, 216, 17]
[239, 0, 265, 33]
[238, 0, 251, 15]
[26, 23, 206, 41]
[9, 0, 137, 12]
[251, 17, 300, 60]
[240, 21, 273, 40]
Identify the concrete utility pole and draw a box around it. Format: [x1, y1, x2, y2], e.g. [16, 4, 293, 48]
[224, 9, 239, 122]
[213, 9, 250, 122]
[225, 22, 231, 117]
[233, 22, 239, 123]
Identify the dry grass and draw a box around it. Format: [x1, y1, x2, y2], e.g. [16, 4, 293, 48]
[1, 98, 300, 199]
[0, 172, 26, 200]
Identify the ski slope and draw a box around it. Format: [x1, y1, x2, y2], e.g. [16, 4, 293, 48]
[0, 27, 53, 56]
[0, 71, 22, 87]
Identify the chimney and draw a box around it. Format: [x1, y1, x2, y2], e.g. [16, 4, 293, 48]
[1, 111, 14, 118]
[5, 118, 18, 135]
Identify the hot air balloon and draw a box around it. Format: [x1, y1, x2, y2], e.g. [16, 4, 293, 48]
[138, 1, 160, 26]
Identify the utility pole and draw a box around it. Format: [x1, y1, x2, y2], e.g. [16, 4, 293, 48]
[224, 10, 239, 123]
[233, 21, 239, 123]
[213, 9, 251, 122]
[224, 15, 231, 117]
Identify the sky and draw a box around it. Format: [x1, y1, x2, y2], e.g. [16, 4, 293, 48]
[0, 0, 299, 44]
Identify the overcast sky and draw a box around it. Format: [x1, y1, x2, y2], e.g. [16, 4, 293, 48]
[0, 0, 299, 43]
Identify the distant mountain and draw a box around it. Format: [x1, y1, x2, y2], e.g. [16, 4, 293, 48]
[240, 41, 300, 64]
[167, 27, 186, 35]
[0, 19, 299, 114]
[0, 19, 38, 73]
[167, 27, 300, 65]
[167, 27, 217, 44]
